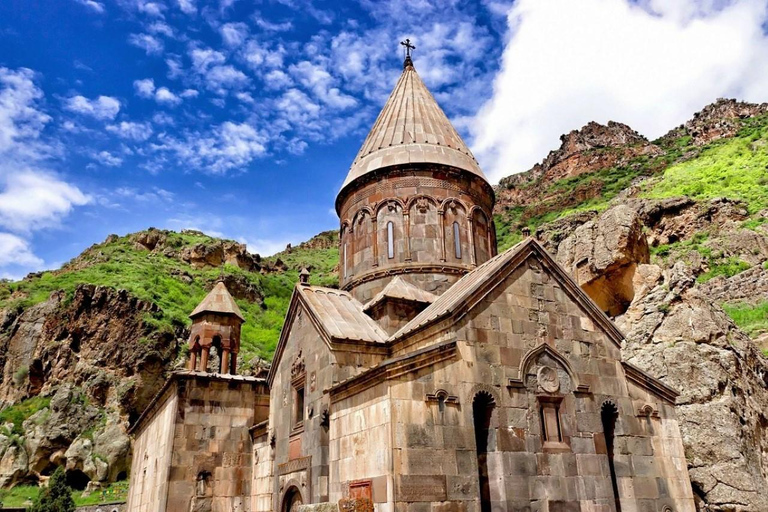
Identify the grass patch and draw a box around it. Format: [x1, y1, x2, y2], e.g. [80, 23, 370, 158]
[697, 257, 752, 283]
[0, 230, 343, 363]
[646, 118, 768, 213]
[723, 301, 768, 337]
[0, 397, 51, 436]
[0, 484, 40, 506]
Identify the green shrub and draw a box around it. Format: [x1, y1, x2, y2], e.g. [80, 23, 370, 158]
[13, 366, 29, 387]
[697, 258, 752, 283]
[0, 396, 52, 436]
[29, 466, 75, 512]
[723, 301, 768, 337]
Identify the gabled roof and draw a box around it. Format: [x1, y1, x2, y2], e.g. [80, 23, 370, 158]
[339, 60, 487, 195]
[296, 285, 388, 344]
[388, 238, 626, 346]
[363, 276, 438, 312]
[268, 284, 388, 386]
[190, 281, 244, 321]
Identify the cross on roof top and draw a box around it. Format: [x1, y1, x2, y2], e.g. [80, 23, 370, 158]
[400, 38, 415, 68]
[400, 38, 415, 57]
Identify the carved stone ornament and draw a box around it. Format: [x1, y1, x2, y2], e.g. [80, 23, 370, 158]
[446, 200, 458, 215]
[415, 198, 430, 214]
[386, 201, 398, 213]
[291, 350, 305, 379]
[537, 366, 560, 393]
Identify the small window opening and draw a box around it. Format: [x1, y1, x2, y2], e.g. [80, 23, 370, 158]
[387, 221, 395, 259]
[453, 221, 462, 259]
[293, 385, 305, 429]
[343, 243, 347, 278]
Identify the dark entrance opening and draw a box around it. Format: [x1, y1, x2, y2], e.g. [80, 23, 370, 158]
[282, 486, 303, 512]
[473, 392, 495, 512]
[601, 401, 622, 512]
[65, 469, 90, 491]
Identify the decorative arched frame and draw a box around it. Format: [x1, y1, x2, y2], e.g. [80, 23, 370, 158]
[339, 194, 496, 286]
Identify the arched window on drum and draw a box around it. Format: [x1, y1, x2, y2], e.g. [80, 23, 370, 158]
[453, 221, 462, 259]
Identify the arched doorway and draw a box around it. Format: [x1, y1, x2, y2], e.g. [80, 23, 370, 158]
[281, 486, 303, 512]
[473, 391, 495, 512]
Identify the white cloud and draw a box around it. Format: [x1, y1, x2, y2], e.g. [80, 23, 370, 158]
[0, 68, 51, 157]
[74, 0, 105, 13]
[134, 78, 184, 105]
[64, 94, 121, 120]
[177, 0, 196, 14]
[290, 60, 357, 109]
[0, 233, 43, 267]
[220, 22, 249, 47]
[0, 67, 91, 276]
[155, 86, 182, 105]
[133, 78, 156, 98]
[94, 150, 123, 167]
[128, 33, 164, 55]
[471, 0, 768, 182]
[190, 47, 226, 72]
[136, 0, 165, 17]
[180, 89, 199, 98]
[240, 237, 292, 257]
[0, 169, 90, 233]
[263, 69, 293, 90]
[147, 21, 174, 38]
[106, 121, 154, 141]
[153, 121, 267, 173]
[204, 65, 249, 93]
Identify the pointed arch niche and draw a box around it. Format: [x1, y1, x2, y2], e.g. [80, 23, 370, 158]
[376, 200, 404, 267]
[406, 196, 439, 264]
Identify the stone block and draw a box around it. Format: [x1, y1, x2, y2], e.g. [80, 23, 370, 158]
[396, 474, 447, 502]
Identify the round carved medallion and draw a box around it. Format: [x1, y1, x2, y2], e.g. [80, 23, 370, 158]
[537, 366, 560, 393]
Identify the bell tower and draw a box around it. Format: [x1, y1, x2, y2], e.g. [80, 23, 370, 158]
[187, 280, 244, 374]
[336, 45, 496, 303]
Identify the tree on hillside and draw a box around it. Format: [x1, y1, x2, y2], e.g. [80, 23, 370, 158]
[29, 467, 75, 512]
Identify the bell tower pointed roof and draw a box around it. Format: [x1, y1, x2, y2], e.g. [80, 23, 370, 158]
[338, 57, 487, 195]
[190, 280, 244, 321]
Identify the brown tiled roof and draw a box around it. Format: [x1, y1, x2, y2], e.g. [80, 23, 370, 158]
[297, 285, 387, 343]
[363, 276, 438, 312]
[389, 241, 526, 340]
[190, 281, 245, 321]
[340, 61, 487, 192]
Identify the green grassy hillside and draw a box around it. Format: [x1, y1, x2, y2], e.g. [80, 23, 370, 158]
[0, 230, 339, 363]
[2, 110, 768, 363]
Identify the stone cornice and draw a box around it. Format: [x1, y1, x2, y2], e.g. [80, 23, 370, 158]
[329, 340, 457, 404]
[622, 361, 679, 405]
[342, 263, 471, 292]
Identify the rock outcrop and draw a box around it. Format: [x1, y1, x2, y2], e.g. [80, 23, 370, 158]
[554, 205, 649, 316]
[661, 98, 768, 147]
[0, 286, 180, 487]
[617, 262, 768, 511]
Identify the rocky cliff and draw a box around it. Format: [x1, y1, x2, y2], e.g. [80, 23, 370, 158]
[0, 229, 338, 492]
[1, 99, 768, 510]
[506, 99, 768, 510]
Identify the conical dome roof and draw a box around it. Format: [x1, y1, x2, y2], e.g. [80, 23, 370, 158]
[340, 60, 487, 193]
[190, 281, 244, 321]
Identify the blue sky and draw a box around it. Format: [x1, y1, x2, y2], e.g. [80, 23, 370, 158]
[2, 0, 768, 279]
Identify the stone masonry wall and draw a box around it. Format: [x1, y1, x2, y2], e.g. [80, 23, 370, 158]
[126, 390, 177, 512]
[163, 376, 266, 512]
[698, 265, 768, 304]
[384, 255, 695, 511]
[338, 169, 495, 303]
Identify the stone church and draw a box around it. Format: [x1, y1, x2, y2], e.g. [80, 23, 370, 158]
[127, 52, 696, 512]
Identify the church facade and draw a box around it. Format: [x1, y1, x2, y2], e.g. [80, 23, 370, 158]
[127, 54, 696, 512]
